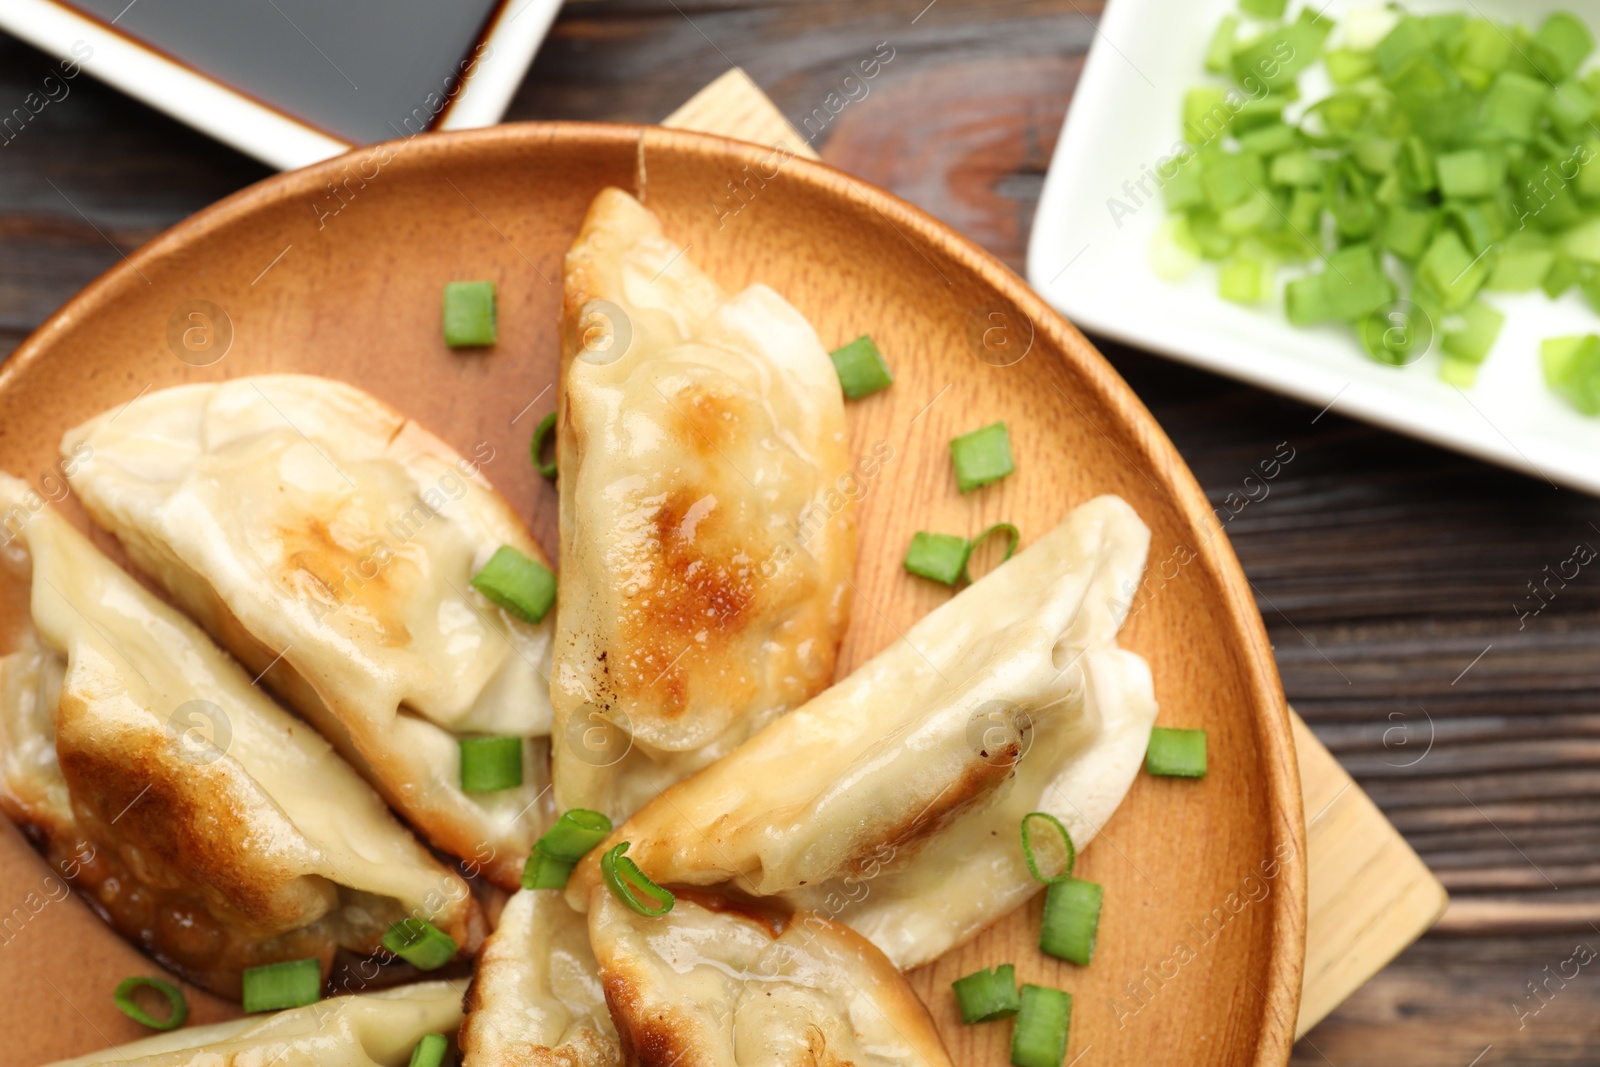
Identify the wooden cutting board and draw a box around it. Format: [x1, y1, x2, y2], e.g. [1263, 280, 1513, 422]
[663, 68, 1449, 1040]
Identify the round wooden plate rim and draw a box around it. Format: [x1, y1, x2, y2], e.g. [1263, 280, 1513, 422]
[0, 121, 1306, 1063]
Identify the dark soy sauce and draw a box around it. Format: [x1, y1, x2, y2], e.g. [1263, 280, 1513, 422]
[61, 0, 506, 144]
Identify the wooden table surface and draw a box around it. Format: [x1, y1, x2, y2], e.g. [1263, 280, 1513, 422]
[2, 1, 1597, 1063]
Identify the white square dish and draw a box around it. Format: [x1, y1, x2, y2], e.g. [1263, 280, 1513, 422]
[1027, 0, 1600, 494]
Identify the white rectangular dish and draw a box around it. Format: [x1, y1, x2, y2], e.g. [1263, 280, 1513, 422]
[1027, 0, 1600, 495]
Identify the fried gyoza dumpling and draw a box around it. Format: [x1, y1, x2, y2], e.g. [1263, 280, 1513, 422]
[554, 188, 855, 821]
[458, 889, 619, 1067]
[569, 495, 1158, 970]
[0, 476, 480, 997]
[43, 981, 466, 1066]
[588, 887, 953, 1067]
[62, 376, 555, 887]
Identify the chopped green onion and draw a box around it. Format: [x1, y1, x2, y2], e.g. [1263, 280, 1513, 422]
[1541, 334, 1600, 414]
[903, 531, 970, 586]
[1530, 12, 1593, 82]
[1380, 203, 1437, 262]
[1448, 19, 1511, 90]
[1238, 121, 1298, 155]
[1546, 81, 1597, 136]
[1438, 357, 1481, 388]
[1482, 72, 1549, 141]
[383, 918, 459, 971]
[828, 335, 894, 399]
[1418, 230, 1489, 310]
[470, 545, 556, 624]
[1285, 273, 1332, 326]
[1397, 136, 1435, 194]
[1184, 87, 1234, 143]
[1201, 152, 1265, 212]
[1010, 984, 1072, 1067]
[241, 959, 321, 1013]
[1020, 811, 1076, 884]
[536, 808, 613, 861]
[1441, 300, 1505, 365]
[1040, 878, 1103, 966]
[1544, 252, 1580, 298]
[113, 977, 188, 1031]
[1325, 48, 1376, 86]
[523, 852, 576, 890]
[601, 842, 675, 916]
[1186, 209, 1236, 261]
[1359, 302, 1432, 367]
[531, 411, 558, 480]
[442, 281, 497, 348]
[1146, 727, 1209, 778]
[1238, 0, 1285, 19]
[949, 422, 1014, 493]
[962, 523, 1020, 583]
[1204, 16, 1238, 75]
[1268, 150, 1323, 188]
[1162, 5, 1600, 397]
[1322, 244, 1396, 321]
[1160, 160, 1205, 212]
[524, 808, 613, 888]
[1219, 252, 1270, 303]
[408, 1033, 449, 1067]
[1436, 148, 1506, 199]
[1563, 216, 1600, 264]
[1375, 16, 1432, 77]
[459, 735, 524, 792]
[953, 964, 1021, 1024]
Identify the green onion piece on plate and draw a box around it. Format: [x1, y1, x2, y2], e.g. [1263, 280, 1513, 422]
[903, 531, 970, 586]
[459, 735, 524, 792]
[531, 411, 558, 480]
[952, 964, 1021, 1024]
[1039, 878, 1103, 966]
[537, 808, 613, 861]
[523, 852, 577, 890]
[1440, 300, 1504, 366]
[949, 421, 1014, 493]
[1530, 11, 1593, 81]
[1146, 727, 1208, 779]
[241, 958, 321, 1013]
[1541, 334, 1600, 414]
[1203, 15, 1237, 74]
[383, 918, 459, 971]
[442, 280, 497, 348]
[113, 977, 188, 1031]
[471, 545, 556, 623]
[601, 842, 675, 916]
[828, 335, 894, 399]
[962, 523, 1020, 583]
[523, 808, 614, 888]
[1010, 984, 1072, 1067]
[1020, 811, 1076, 884]
[1238, 0, 1286, 19]
[408, 1033, 449, 1067]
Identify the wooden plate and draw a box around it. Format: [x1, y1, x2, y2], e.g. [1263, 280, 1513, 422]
[0, 124, 1305, 1066]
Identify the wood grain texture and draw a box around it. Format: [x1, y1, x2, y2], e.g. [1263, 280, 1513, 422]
[1293, 712, 1447, 1036]
[0, 123, 1302, 1065]
[2, 0, 1597, 1060]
